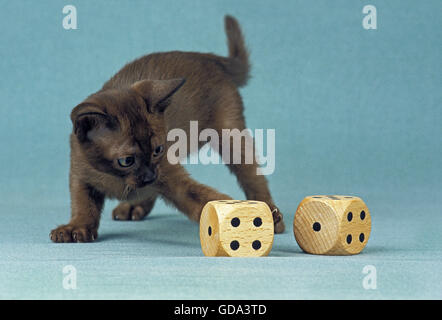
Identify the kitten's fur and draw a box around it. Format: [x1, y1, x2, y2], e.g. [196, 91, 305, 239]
[50, 15, 285, 243]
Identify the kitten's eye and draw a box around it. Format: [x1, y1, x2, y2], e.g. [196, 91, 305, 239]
[153, 145, 164, 157]
[117, 156, 135, 167]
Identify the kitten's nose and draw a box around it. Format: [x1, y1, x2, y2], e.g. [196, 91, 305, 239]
[142, 168, 157, 184]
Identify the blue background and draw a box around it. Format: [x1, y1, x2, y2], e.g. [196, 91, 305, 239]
[0, 0, 441, 299]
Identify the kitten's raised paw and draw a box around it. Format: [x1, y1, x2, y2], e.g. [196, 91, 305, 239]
[112, 202, 147, 221]
[50, 224, 97, 243]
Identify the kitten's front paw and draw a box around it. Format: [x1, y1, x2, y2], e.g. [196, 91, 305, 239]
[50, 224, 97, 243]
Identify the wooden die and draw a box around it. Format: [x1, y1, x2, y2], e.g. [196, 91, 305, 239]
[293, 195, 371, 255]
[200, 200, 274, 257]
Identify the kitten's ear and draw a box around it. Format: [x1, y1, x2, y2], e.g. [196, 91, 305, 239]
[70, 102, 110, 142]
[132, 78, 186, 113]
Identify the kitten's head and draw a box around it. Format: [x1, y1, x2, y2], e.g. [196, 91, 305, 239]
[70, 78, 185, 199]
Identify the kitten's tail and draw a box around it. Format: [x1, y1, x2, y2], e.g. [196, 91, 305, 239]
[223, 15, 250, 87]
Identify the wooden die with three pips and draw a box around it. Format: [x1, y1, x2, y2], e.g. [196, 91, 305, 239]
[199, 196, 371, 257]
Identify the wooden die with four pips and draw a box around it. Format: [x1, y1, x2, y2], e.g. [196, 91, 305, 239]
[199, 200, 274, 257]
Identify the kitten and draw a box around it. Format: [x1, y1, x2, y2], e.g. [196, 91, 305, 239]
[50, 15, 285, 243]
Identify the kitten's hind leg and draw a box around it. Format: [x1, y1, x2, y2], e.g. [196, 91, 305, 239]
[112, 196, 157, 221]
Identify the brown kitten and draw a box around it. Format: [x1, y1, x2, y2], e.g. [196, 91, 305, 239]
[50, 15, 285, 243]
